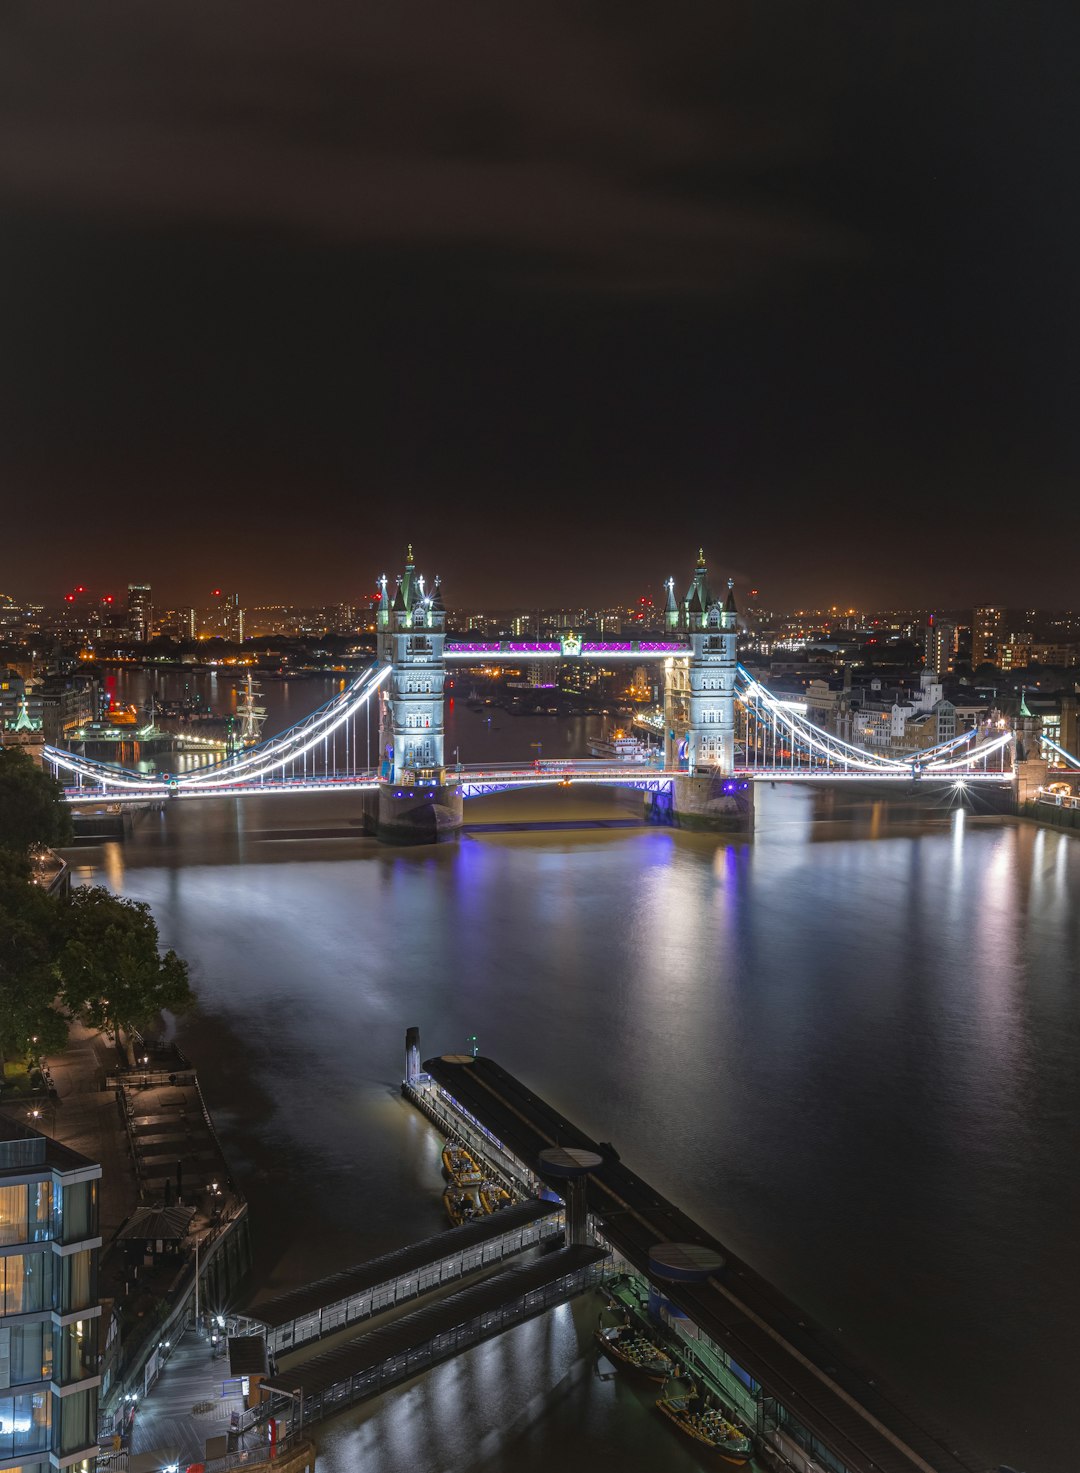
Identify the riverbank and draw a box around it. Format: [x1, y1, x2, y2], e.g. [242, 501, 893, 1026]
[1, 1019, 251, 1440]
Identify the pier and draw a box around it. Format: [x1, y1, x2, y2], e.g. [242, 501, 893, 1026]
[411, 1050, 986, 1473]
[210, 1034, 993, 1473]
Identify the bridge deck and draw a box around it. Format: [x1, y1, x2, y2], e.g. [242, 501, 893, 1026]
[423, 1054, 985, 1473]
[262, 1244, 606, 1421]
[247, 1199, 561, 1351]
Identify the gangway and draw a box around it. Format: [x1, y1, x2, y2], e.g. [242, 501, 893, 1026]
[262, 1245, 606, 1430]
[246, 1199, 562, 1356]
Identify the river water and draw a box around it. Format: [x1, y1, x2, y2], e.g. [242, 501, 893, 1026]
[70, 671, 1079, 1471]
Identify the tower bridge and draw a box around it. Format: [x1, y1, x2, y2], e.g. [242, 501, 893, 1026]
[45, 547, 1020, 843]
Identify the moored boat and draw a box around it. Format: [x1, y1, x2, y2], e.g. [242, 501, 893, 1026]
[594, 1323, 675, 1382]
[588, 731, 656, 762]
[656, 1393, 753, 1465]
[442, 1141, 483, 1186]
[480, 1181, 513, 1213]
[443, 1185, 483, 1226]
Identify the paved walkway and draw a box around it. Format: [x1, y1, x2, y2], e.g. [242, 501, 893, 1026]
[2, 1023, 140, 1243]
[129, 1326, 249, 1470]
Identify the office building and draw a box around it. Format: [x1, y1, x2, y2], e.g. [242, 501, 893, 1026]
[0, 1124, 102, 1471]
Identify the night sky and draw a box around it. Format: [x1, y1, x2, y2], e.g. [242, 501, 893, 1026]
[2, 3, 1077, 610]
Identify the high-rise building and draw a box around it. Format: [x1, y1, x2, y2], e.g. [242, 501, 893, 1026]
[209, 590, 243, 641]
[972, 606, 1004, 668]
[924, 615, 956, 676]
[0, 1123, 102, 1472]
[126, 584, 152, 642]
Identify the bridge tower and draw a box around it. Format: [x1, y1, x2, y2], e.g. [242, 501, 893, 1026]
[370, 547, 461, 843]
[664, 550, 738, 774]
[376, 547, 447, 778]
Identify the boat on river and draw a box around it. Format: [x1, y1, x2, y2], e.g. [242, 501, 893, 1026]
[480, 1180, 513, 1213]
[656, 1392, 753, 1465]
[442, 1141, 483, 1186]
[588, 731, 656, 762]
[594, 1323, 675, 1382]
[444, 1185, 483, 1226]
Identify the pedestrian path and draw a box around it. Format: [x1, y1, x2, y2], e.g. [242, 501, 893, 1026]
[129, 1328, 246, 1470]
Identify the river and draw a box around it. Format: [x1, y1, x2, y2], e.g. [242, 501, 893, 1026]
[69, 672, 1079, 1471]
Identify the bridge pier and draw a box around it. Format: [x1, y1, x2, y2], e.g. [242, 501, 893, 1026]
[373, 779, 463, 845]
[646, 772, 755, 835]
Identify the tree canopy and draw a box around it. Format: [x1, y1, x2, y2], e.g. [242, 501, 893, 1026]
[56, 888, 195, 1063]
[0, 850, 69, 1068]
[0, 747, 72, 856]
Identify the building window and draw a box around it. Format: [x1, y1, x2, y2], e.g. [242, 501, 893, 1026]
[7, 1320, 52, 1384]
[56, 1386, 96, 1456]
[0, 1389, 51, 1458]
[57, 1182, 96, 1246]
[0, 1252, 50, 1314]
[57, 1251, 95, 1316]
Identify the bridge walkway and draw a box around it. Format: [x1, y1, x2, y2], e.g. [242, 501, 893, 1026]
[262, 1244, 607, 1428]
[245, 1198, 562, 1357]
[422, 1054, 986, 1473]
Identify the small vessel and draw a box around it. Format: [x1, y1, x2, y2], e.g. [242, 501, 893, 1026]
[466, 687, 483, 711]
[442, 1141, 483, 1187]
[656, 1393, 753, 1465]
[444, 1185, 483, 1226]
[480, 1181, 513, 1213]
[589, 730, 655, 762]
[594, 1323, 675, 1382]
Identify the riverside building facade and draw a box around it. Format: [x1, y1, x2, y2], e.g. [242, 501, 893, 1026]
[0, 1126, 101, 1473]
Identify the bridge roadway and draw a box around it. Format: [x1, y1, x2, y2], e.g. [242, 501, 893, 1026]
[60, 760, 1014, 803]
[422, 1054, 986, 1473]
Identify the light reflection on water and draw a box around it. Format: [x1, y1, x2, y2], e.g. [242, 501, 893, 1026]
[66, 781, 1080, 1472]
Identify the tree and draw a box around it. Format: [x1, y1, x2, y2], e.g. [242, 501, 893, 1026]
[0, 851, 68, 1071]
[57, 889, 195, 1065]
[0, 748, 73, 856]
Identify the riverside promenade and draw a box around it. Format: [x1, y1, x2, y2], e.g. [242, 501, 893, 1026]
[1, 1019, 251, 1449]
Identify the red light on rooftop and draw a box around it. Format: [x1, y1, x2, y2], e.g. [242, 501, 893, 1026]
[212, 588, 222, 597]
[64, 594, 75, 603]
[75, 585, 85, 594]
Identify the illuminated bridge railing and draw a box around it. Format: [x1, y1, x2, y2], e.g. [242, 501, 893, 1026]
[1041, 737, 1080, 770]
[452, 764, 677, 800]
[733, 666, 1014, 779]
[46, 663, 389, 796]
[444, 641, 691, 660]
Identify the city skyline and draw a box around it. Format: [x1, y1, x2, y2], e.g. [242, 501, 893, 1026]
[3, 5, 1079, 608]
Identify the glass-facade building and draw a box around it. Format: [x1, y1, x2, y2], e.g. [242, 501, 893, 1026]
[0, 1128, 101, 1473]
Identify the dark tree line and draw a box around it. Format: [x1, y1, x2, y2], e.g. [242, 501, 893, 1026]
[0, 747, 194, 1070]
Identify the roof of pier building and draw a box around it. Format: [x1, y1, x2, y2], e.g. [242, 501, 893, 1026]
[423, 1053, 985, 1473]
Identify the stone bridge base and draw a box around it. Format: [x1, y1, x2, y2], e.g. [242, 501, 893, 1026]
[646, 772, 755, 835]
[367, 781, 464, 845]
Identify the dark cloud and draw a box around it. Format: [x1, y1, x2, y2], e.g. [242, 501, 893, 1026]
[1, 2, 1078, 607]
